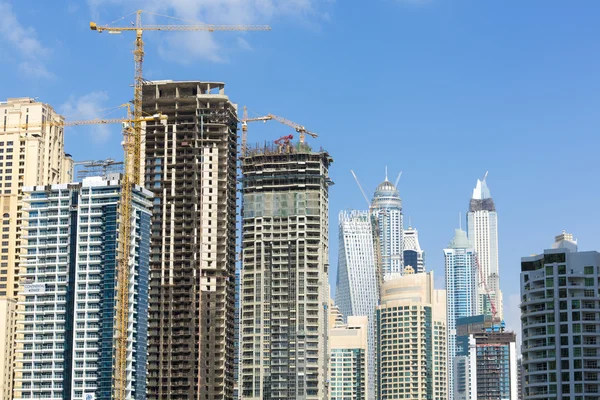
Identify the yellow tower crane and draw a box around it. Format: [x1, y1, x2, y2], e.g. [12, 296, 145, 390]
[89, 11, 270, 400]
[241, 106, 318, 155]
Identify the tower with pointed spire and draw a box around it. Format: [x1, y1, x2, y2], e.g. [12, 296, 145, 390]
[371, 170, 404, 278]
[467, 173, 503, 319]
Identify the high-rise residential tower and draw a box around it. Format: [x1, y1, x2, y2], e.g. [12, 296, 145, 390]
[329, 315, 368, 400]
[13, 176, 152, 400]
[335, 210, 378, 399]
[142, 81, 238, 399]
[240, 142, 333, 399]
[0, 97, 74, 299]
[371, 175, 404, 278]
[444, 228, 478, 400]
[376, 271, 447, 400]
[403, 224, 425, 273]
[467, 174, 503, 318]
[521, 232, 600, 399]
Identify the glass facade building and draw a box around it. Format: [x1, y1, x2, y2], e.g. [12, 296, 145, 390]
[13, 176, 152, 400]
[335, 210, 378, 400]
[403, 225, 425, 273]
[444, 228, 478, 400]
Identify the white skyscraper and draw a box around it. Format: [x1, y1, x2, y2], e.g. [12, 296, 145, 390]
[335, 210, 378, 400]
[467, 174, 503, 318]
[403, 224, 425, 273]
[371, 175, 404, 278]
[13, 176, 152, 400]
[444, 228, 478, 400]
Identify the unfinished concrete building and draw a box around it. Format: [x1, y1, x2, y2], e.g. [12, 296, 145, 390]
[142, 81, 238, 400]
[240, 142, 333, 399]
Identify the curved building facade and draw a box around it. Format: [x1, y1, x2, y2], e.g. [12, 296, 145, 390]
[335, 210, 378, 400]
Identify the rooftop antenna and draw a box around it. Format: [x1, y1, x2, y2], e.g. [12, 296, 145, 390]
[351, 170, 371, 208]
[394, 171, 403, 188]
[408, 215, 412, 229]
[385, 166, 388, 181]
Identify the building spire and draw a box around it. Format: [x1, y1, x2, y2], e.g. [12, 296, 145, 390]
[385, 165, 388, 182]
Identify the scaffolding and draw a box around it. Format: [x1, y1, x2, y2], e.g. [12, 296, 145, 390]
[74, 158, 124, 180]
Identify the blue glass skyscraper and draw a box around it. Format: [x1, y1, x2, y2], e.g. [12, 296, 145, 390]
[444, 228, 477, 400]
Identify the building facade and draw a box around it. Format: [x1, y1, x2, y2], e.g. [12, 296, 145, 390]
[467, 175, 503, 318]
[335, 210, 378, 399]
[521, 232, 600, 399]
[376, 272, 447, 400]
[454, 316, 518, 400]
[403, 224, 425, 273]
[240, 143, 333, 399]
[445, 228, 478, 400]
[0, 297, 16, 400]
[13, 176, 152, 400]
[142, 81, 238, 399]
[0, 97, 74, 299]
[371, 177, 404, 278]
[329, 315, 368, 400]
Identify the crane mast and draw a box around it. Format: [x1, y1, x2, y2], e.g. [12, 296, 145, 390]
[90, 11, 270, 400]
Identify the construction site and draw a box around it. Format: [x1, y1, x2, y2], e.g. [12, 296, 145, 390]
[140, 80, 238, 400]
[239, 141, 333, 399]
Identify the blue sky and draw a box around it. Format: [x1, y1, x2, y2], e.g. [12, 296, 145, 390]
[1, 0, 599, 337]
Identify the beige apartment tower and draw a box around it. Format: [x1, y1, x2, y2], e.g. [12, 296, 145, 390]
[0, 98, 73, 299]
[142, 81, 238, 400]
[377, 272, 448, 400]
[240, 142, 333, 399]
[329, 312, 368, 400]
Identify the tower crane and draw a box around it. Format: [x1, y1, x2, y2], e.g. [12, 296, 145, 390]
[241, 106, 318, 155]
[90, 10, 270, 400]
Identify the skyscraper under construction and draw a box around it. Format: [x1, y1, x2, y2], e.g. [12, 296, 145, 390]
[142, 81, 238, 399]
[240, 140, 333, 399]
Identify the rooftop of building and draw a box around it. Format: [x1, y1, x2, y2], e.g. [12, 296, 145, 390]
[23, 175, 153, 198]
[373, 170, 401, 201]
[446, 228, 472, 249]
[469, 172, 496, 212]
[521, 232, 600, 272]
[244, 141, 332, 161]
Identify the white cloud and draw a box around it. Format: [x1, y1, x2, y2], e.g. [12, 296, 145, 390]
[0, 2, 53, 78]
[86, 0, 333, 63]
[18, 62, 54, 79]
[61, 92, 114, 144]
